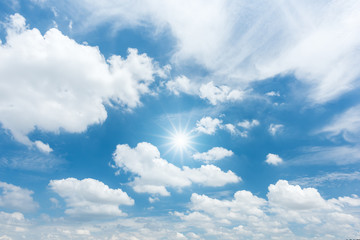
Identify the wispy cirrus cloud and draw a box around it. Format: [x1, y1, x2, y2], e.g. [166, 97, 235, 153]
[44, 0, 360, 104]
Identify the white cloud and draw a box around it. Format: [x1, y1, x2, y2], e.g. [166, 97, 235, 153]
[195, 116, 222, 135]
[199, 81, 244, 105]
[112, 142, 240, 196]
[267, 180, 328, 211]
[237, 119, 259, 129]
[0, 13, 167, 148]
[166, 77, 244, 105]
[175, 180, 360, 239]
[319, 105, 360, 143]
[222, 123, 237, 135]
[290, 145, 360, 165]
[265, 91, 280, 97]
[1, 181, 360, 239]
[236, 119, 260, 137]
[268, 123, 284, 136]
[184, 165, 241, 187]
[0, 181, 38, 212]
[192, 147, 233, 163]
[195, 117, 259, 137]
[0, 211, 28, 239]
[148, 197, 159, 203]
[49, 178, 134, 217]
[34, 140, 53, 153]
[265, 153, 283, 166]
[291, 171, 360, 187]
[50, 0, 360, 103]
[166, 75, 197, 96]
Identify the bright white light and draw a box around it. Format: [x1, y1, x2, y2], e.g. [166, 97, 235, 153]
[160, 118, 198, 160]
[172, 133, 189, 149]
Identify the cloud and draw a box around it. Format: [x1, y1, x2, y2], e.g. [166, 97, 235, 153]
[192, 147, 233, 163]
[34, 140, 53, 153]
[199, 81, 244, 105]
[0, 182, 38, 212]
[166, 77, 244, 105]
[319, 105, 360, 143]
[112, 142, 240, 196]
[49, 178, 134, 217]
[290, 145, 360, 165]
[265, 153, 283, 166]
[0, 13, 167, 148]
[265, 91, 280, 97]
[48, 0, 360, 103]
[236, 119, 259, 137]
[166, 75, 197, 96]
[175, 180, 360, 239]
[222, 123, 237, 135]
[0, 211, 28, 238]
[267, 180, 328, 211]
[195, 116, 222, 135]
[268, 123, 284, 136]
[195, 116, 259, 137]
[1, 181, 360, 239]
[237, 119, 260, 129]
[291, 171, 360, 187]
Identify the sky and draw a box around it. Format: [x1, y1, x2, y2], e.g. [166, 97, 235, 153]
[0, 0, 360, 239]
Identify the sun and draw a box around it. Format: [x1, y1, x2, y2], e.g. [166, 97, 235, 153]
[160, 126, 197, 161]
[171, 132, 190, 150]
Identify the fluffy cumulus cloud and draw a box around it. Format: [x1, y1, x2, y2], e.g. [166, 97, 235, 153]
[199, 81, 244, 105]
[319, 105, 360, 143]
[112, 142, 240, 196]
[265, 153, 283, 166]
[46, 0, 360, 104]
[195, 116, 222, 135]
[192, 147, 233, 163]
[175, 180, 360, 239]
[166, 75, 197, 96]
[49, 178, 134, 217]
[0, 181, 38, 212]
[0, 13, 167, 149]
[1, 181, 360, 239]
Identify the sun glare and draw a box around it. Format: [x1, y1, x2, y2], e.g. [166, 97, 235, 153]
[172, 132, 189, 149]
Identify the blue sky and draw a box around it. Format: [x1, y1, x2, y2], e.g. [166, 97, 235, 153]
[1, 0, 360, 239]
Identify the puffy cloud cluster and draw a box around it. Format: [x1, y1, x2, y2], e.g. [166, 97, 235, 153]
[0, 181, 38, 212]
[1, 180, 360, 239]
[49, 178, 134, 217]
[192, 147, 233, 163]
[175, 180, 360, 239]
[112, 142, 240, 196]
[0, 14, 167, 150]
